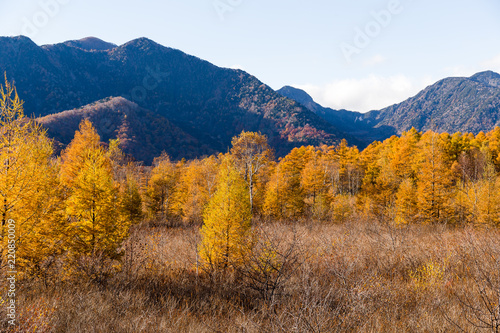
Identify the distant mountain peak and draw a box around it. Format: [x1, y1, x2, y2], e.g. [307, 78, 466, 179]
[470, 70, 500, 88]
[374, 71, 500, 134]
[277, 86, 321, 114]
[122, 37, 162, 49]
[278, 86, 315, 104]
[0, 35, 39, 49]
[61, 37, 117, 51]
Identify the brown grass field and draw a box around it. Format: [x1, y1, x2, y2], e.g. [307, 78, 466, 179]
[3, 218, 500, 332]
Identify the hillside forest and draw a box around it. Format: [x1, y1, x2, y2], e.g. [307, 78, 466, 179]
[2, 78, 500, 332]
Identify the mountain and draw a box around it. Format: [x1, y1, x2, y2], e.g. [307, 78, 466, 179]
[37, 97, 209, 164]
[373, 71, 500, 134]
[0, 35, 359, 160]
[277, 86, 396, 144]
[277, 86, 322, 114]
[470, 70, 500, 88]
[1, 35, 499, 160]
[62, 37, 117, 51]
[279, 71, 500, 142]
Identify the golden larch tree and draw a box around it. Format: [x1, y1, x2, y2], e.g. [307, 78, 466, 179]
[263, 146, 311, 219]
[395, 178, 418, 225]
[172, 155, 220, 223]
[61, 119, 129, 279]
[198, 157, 252, 272]
[0, 77, 64, 277]
[301, 148, 331, 219]
[416, 131, 455, 223]
[145, 152, 178, 221]
[230, 131, 272, 214]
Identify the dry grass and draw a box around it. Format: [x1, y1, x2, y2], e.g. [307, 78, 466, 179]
[2, 218, 500, 332]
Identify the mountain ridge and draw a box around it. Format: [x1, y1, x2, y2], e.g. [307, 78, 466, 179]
[373, 71, 500, 134]
[1, 35, 500, 162]
[37, 97, 210, 164]
[0, 35, 362, 159]
[279, 70, 500, 141]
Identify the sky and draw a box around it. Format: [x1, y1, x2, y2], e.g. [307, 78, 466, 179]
[0, 0, 499, 112]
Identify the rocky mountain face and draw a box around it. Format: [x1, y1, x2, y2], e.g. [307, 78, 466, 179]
[277, 86, 396, 145]
[279, 71, 500, 143]
[37, 97, 208, 164]
[0, 36, 357, 161]
[370, 71, 500, 134]
[1, 35, 499, 162]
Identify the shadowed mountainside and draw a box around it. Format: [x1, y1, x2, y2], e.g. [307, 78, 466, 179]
[37, 97, 212, 163]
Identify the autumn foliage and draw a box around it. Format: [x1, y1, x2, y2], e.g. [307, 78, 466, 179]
[198, 157, 252, 272]
[3, 78, 500, 331]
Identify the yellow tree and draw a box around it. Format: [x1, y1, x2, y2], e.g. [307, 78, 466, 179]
[301, 148, 331, 219]
[416, 131, 455, 223]
[262, 162, 286, 219]
[61, 120, 129, 280]
[394, 178, 418, 225]
[0, 77, 64, 277]
[145, 153, 178, 221]
[198, 157, 252, 272]
[358, 141, 382, 216]
[486, 126, 500, 170]
[173, 155, 220, 223]
[121, 174, 143, 224]
[263, 146, 311, 219]
[105, 139, 144, 225]
[334, 139, 362, 195]
[230, 131, 272, 214]
[359, 137, 399, 217]
[461, 150, 500, 226]
[475, 165, 500, 226]
[60, 119, 101, 188]
[390, 128, 421, 181]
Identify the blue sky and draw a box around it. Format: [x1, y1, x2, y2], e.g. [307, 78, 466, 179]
[1, 0, 499, 112]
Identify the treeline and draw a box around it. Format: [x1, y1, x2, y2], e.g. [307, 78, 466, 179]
[156, 127, 500, 227]
[2, 77, 500, 282]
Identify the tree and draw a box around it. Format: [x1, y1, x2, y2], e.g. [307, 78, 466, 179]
[145, 153, 178, 222]
[230, 131, 272, 215]
[263, 146, 311, 219]
[121, 175, 143, 224]
[461, 150, 500, 226]
[60, 119, 101, 188]
[390, 128, 421, 181]
[395, 178, 417, 225]
[416, 131, 455, 223]
[198, 157, 252, 272]
[301, 148, 331, 219]
[172, 155, 219, 223]
[359, 137, 399, 217]
[486, 127, 500, 170]
[61, 119, 129, 281]
[0, 76, 64, 277]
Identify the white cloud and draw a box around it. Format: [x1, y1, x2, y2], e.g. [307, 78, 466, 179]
[362, 54, 386, 67]
[481, 54, 500, 73]
[295, 74, 435, 112]
[289, 57, 500, 113]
